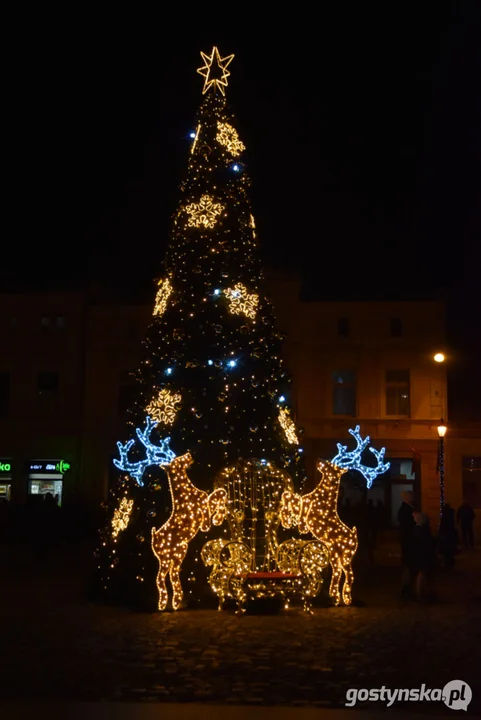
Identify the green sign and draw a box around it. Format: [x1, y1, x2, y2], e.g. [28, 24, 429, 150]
[0, 462, 11, 473]
[56, 460, 70, 473]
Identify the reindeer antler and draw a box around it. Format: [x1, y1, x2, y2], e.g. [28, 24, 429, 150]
[331, 425, 390, 488]
[113, 415, 176, 486]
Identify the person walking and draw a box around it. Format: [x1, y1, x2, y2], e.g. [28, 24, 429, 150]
[411, 511, 434, 602]
[456, 501, 475, 550]
[397, 491, 415, 598]
[438, 503, 458, 567]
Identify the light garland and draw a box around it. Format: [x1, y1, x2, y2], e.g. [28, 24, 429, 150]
[111, 497, 134, 539]
[113, 416, 176, 486]
[225, 283, 259, 319]
[153, 278, 173, 317]
[216, 121, 245, 156]
[186, 194, 224, 229]
[151, 452, 227, 610]
[197, 46, 234, 96]
[146, 389, 181, 426]
[280, 460, 358, 606]
[249, 214, 256, 239]
[331, 425, 390, 489]
[278, 407, 299, 444]
[191, 124, 201, 154]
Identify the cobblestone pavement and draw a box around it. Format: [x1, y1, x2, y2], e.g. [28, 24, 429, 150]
[1, 544, 480, 714]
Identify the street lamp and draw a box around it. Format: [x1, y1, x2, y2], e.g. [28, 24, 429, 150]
[434, 352, 445, 363]
[437, 419, 447, 519]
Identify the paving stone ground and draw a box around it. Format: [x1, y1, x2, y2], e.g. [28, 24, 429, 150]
[1, 542, 480, 714]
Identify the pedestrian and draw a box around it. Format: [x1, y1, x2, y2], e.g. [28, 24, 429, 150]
[438, 503, 458, 567]
[456, 500, 475, 550]
[411, 511, 433, 602]
[397, 490, 415, 598]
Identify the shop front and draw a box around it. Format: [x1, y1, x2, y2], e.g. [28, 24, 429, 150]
[27, 459, 71, 506]
[0, 459, 12, 501]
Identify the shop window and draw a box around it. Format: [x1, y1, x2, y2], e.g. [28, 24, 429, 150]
[118, 370, 137, 415]
[41, 316, 50, 332]
[390, 318, 403, 337]
[38, 371, 59, 397]
[332, 370, 356, 416]
[0, 372, 10, 416]
[386, 369, 410, 416]
[462, 457, 481, 508]
[338, 318, 350, 337]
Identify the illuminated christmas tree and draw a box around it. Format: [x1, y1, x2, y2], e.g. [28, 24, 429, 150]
[92, 47, 308, 609]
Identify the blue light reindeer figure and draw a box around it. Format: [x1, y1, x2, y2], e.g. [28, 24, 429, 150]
[113, 416, 176, 485]
[332, 425, 390, 488]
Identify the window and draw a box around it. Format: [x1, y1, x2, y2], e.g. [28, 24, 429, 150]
[56, 316, 65, 329]
[41, 316, 50, 332]
[462, 457, 481, 508]
[118, 370, 137, 415]
[338, 318, 350, 337]
[37, 371, 59, 396]
[390, 318, 403, 337]
[385, 370, 410, 415]
[332, 370, 356, 416]
[0, 372, 10, 416]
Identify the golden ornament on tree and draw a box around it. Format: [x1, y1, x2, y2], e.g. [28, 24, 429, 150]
[225, 283, 259, 319]
[278, 407, 299, 445]
[216, 121, 245, 156]
[153, 278, 173, 317]
[146, 389, 181, 426]
[111, 497, 134, 539]
[186, 194, 224, 229]
[197, 46, 234, 96]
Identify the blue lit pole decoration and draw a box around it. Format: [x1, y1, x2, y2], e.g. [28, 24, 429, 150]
[113, 416, 176, 486]
[331, 425, 390, 489]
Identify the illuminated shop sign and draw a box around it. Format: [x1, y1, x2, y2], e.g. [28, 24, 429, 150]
[29, 460, 71, 474]
[0, 460, 12, 473]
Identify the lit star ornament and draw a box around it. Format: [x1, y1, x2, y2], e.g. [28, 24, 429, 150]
[197, 46, 234, 96]
[146, 389, 182, 426]
[225, 283, 259, 319]
[186, 195, 224, 229]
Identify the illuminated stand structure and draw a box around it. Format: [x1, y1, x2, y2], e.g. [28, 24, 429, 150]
[93, 48, 388, 611]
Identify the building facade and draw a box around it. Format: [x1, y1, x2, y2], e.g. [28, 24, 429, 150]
[1, 276, 479, 535]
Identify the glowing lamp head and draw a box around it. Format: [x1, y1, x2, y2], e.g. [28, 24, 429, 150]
[434, 353, 445, 363]
[437, 420, 447, 438]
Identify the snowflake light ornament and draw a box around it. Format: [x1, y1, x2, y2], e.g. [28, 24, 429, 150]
[225, 283, 259, 319]
[186, 195, 224, 229]
[153, 278, 173, 317]
[278, 407, 299, 445]
[146, 389, 182, 426]
[216, 121, 245, 156]
[111, 497, 134, 539]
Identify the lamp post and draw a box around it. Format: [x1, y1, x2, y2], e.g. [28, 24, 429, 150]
[437, 419, 447, 519]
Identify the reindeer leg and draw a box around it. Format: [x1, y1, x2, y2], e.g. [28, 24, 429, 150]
[342, 561, 355, 606]
[329, 558, 343, 606]
[170, 543, 188, 610]
[155, 559, 169, 611]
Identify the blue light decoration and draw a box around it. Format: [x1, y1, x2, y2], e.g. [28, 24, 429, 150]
[331, 425, 390, 489]
[213, 289, 221, 296]
[189, 132, 196, 138]
[165, 367, 173, 375]
[113, 416, 176, 486]
[227, 359, 237, 368]
[232, 164, 240, 172]
[208, 360, 214, 366]
[278, 395, 286, 403]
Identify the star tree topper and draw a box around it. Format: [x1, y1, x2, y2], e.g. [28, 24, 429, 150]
[197, 46, 234, 96]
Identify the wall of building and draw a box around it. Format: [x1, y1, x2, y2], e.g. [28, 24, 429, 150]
[445, 430, 481, 542]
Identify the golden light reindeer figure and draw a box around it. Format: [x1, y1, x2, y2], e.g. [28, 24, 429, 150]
[151, 452, 227, 611]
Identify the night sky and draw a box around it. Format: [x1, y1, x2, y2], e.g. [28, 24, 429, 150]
[4, 3, 481, 411]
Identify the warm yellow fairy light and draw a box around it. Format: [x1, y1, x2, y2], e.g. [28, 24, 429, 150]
[191, 123, 201, 154]
[278, 407, 299, 444]
[111, 497, 134, 539]
[249, 214, 256, 239]
[145, 389, 181, 426]
[280, 460, 358, 606]
[197, 46, 234, 96]
[151, 452, 227, 611]
[153, 277, 173, 316]
[225, 283, 259, 319]
[216, 121, 245, 156]
[186, 194, 224, 229]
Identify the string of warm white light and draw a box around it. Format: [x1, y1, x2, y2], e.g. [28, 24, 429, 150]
[278, 407, 299, 445]
[225, 283, 259, 319]
[153, 278, 173, 317]
[216, 121, 245, 156]
[145, 389, 182, 426]
[111, 497, 134, 539]
[185, 194, 224, 229]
